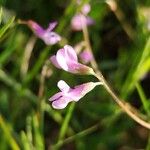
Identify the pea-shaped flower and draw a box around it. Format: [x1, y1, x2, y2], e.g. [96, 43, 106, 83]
[27, 20, 61, 45]
[71, 14, 94, 31]
[50, 45, 94, 75]
[49, 80, 102, 109]
[79, 50, 93, 64]
[71, 3, 94, 31]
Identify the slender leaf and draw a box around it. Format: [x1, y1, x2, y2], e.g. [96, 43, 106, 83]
[0, 16, 15, 38]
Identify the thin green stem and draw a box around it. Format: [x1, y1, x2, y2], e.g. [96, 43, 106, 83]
[53, 103, 75, 150]
[94, 73, 150, 129]
[136, 82, 150, 116]
[52, 122, 100, 149]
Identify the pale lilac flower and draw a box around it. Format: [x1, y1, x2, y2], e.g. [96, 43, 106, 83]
[49, 80, 101, 109]
[27, 20, 61, 45]
[71, 3, 94, 31]
[71, 14, 94, 31]
[79, 50, 93, 64]
[50, 45, 94, 75]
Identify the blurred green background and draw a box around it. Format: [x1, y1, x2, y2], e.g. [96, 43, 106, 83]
[0, 0, 150, 149]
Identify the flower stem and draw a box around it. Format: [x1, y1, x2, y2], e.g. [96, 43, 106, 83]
[94, 73, 150, 129]
[81, 12, 150, 130]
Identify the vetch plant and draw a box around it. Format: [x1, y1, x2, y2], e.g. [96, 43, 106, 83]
[49, 80, 102, 109]
[18, 2, 150, 133]
[80, 8, 150, 129]
[1, 2, 150, 150]
[49, 43, 150, 129]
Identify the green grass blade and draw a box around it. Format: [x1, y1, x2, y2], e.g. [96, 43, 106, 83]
[0, 115, 20, 150]
[21, 131, 31, 150]
[32, 114, 44, 150]
[53, 103, 75, 150]
[0, 32, 16, 66]
[58, 103, 75, 141]
[0, 16, 15, 38]
[0, 7, 2, 24]
[136, 82, 150, 116]
[121, 37, 150, 98]
[0, 69, 37, 103]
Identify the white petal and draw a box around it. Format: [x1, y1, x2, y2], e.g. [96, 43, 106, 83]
[52, 97, 69, 109]
[49, 92, 62, 101]
[64, 45, 78, 62]
[57, 80, 70, 92]
[56, 48, 69, 71]
[50, 55, 61, 69]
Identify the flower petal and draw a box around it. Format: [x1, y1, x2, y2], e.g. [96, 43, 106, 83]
[57, 80, 70, 92]
[79, 50, 93, 64]
[68, 82, 99, 101]
[52, 97, 70, 109]
[67, 62, 94, 74]
[27, 20, 44, 37]
[86, 16, 94, 26]
[64, 45, 78, 62]
[46, 21, 57, 32]
[42, 32, 61, 45]
[50, 55, 61, 69]
[71, 15, 82, 31]
[56, 48, 69, 71]
[49, 92, 62, 101]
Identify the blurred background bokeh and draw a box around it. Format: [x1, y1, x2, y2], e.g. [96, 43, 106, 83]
[0, 0, 150, 149]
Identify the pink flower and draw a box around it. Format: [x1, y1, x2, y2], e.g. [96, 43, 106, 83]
[50, 45, 94, 75]
[79, 50, 93, 64]
[27, 20, 61, 45]
[71, 3, 94, 31]
[71, 14, 94, 31]
[49, 80, 101, 109]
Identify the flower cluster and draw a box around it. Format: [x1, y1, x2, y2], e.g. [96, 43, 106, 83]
[49, 45, 101, 109]
[23, 3, 99, 109]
